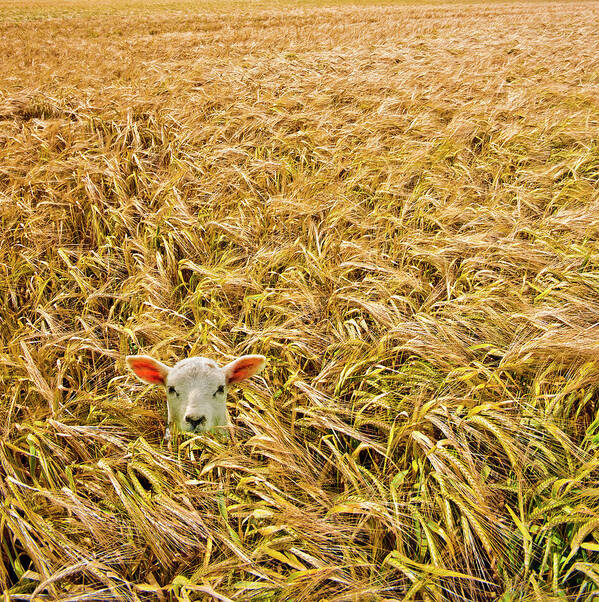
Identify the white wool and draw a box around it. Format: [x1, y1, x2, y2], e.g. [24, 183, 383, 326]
[126, 354, 266, 438]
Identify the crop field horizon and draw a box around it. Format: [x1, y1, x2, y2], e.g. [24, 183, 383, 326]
[1, 0, 599, 600]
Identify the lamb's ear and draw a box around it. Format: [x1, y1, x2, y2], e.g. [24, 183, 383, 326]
[126, 355, 170, 386]
[224, 355, 266, 385]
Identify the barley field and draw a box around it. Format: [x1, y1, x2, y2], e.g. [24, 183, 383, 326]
[1, 0, 599, 600]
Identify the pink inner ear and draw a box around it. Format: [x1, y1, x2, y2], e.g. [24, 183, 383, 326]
[227, 357, 264, 384]
[129, 359, 166, 384]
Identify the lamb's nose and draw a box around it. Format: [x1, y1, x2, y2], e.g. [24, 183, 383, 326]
[185, 415, 206, 430]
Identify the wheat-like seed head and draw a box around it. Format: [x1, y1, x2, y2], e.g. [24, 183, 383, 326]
[1, 0, 598, 599]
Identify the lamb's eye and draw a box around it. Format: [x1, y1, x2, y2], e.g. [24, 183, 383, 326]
[168, 386, 177, 395]
[213, 385, 224, 397]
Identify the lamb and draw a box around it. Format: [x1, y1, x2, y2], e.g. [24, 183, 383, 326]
[126, 353, 266, 438]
